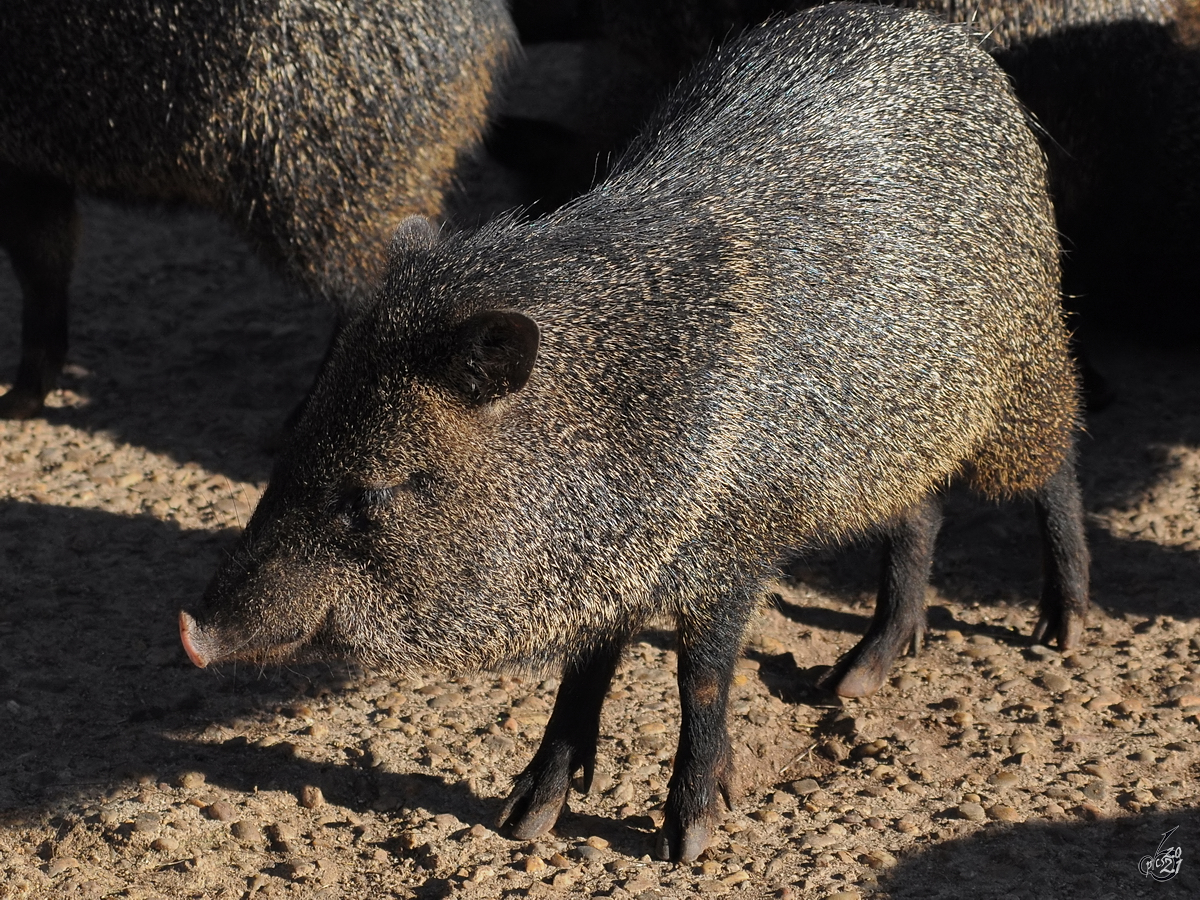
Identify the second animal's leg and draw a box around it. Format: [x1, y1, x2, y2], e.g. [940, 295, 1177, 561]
[0, 166, 78, 419]
[821, 494, 943, 698]
[498, 636, 626, 839]
[1030, 448, 1089, 649]
[657, 596, 752, 863]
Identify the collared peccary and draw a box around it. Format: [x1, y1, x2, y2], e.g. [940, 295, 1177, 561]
[180, 3, 1088, 861]
[0, 0, 516, 419]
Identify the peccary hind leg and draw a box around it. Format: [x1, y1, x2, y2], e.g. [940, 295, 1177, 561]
[499, 637, 626, 839]
[0, 166, 78, 419]
[657, 602, 748, 863]
[821, 494, 943, 698]
[1031, 451, 1089, 650]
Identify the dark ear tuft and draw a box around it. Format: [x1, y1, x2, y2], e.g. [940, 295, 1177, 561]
[390, 215, 438, 254]
[450, 311, 540, 404]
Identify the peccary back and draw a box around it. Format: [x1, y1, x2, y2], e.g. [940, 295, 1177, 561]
[183, 3, 1086, 861]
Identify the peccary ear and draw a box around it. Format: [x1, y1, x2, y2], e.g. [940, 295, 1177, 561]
[448, 311, 540, 404]
[390, 215, 437, 253]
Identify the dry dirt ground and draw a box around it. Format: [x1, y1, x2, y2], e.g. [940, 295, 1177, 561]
[1, 196, 1198, 900]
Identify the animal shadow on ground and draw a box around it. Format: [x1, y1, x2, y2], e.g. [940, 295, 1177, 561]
[0, 501, 334, 812]
[0, 200, 335, 484]
[880, 805, 1198, 900]
[0, 499, 657, 857]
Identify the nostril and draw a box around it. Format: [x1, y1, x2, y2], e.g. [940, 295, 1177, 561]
[179, 611, 210, 668]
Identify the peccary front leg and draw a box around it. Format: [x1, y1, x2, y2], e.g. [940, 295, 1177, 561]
[821, 494, 943, 698]
[0, 166, 78, 419]
[498, 637, 626, 839]
[657, 603, 748, 863]
[1031, 449, 1089, 650]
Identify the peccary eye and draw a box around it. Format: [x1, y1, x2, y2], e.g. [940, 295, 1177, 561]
[336, 471, 440, 530]
[403, 470, 439, 500]
[337, 486, 396, 531]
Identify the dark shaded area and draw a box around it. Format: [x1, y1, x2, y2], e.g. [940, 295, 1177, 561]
[0, 500, 329, 811]
[882, 806, 1199, 899]
[995, 19, 1200, 340]
[509, 0, 600, 42]
[0, 200, 335, 484]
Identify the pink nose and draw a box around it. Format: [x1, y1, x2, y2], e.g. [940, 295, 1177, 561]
[179, 611, 209, 668]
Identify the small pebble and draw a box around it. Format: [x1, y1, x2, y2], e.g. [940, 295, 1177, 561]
[1085, 692, 1121, 712]
[788, 778, 820, 796]
[206, 801, 236, 822]
[988, 771, 1019, 789]
[233, 820, 265, 844]
[958, 802, 986, 822]
[288, 860, 316, 880]
[574, 844, 603, 863]
[47, 857, 80, 878]
[1116, 698, 1145, 716]
[893, 674, 920, 691]
[1041, 673, 1072, 693]
[133, 811, 161, 833]
[152, 836, 180, 853]
[1009, 732, 1037, 756]
[802, 833, 838, 850]
[821, 740, 849, 763]
[299, 785, 325, 810]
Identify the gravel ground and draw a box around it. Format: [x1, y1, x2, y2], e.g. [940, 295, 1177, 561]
[2, 194, 1199, 900]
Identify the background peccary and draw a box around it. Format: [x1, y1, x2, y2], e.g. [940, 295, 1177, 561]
[503, 0, 1200, 343]
[180, 3, 1088, 861]
[0, 0, 516, 419]
[489, 0, 783, 212]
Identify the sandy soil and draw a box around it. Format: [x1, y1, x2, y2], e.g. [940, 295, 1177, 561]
[1, 195, 1198, 900]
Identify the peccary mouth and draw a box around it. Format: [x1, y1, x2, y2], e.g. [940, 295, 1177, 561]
[178, 610, 326, 668]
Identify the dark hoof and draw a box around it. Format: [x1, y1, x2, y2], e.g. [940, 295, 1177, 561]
[0, 388, 45, 419]
[497, 776, 569, 840]
[1032, 610, 1085, 651]
[655, 816, 713, 863]
[819, 626, 922, 698]
[821, 660, 889, 698]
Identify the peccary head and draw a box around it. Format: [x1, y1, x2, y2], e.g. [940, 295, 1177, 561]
[181, 217, 560, 674]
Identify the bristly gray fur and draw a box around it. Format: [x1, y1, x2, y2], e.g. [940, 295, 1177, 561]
[0, 0, 518, 306]
[186, 1, 1086, 859]
[192, 1, 1078, 677]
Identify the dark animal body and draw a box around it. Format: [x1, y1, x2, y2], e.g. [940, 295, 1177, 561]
[953, 0, 1200, 338]
[507, 0, 1200, 338]
[0, 0, 516, 418]
[181, 4, 1089, 861]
